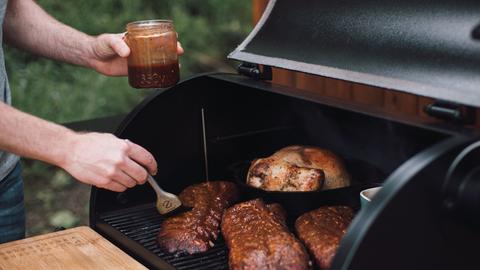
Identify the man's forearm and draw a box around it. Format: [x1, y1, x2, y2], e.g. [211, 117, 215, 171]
[0, 102, 159, 191]
[0, 102, 75, 167]
[3, 0, 96, 68]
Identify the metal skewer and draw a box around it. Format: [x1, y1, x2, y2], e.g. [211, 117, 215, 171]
[201, 108, 209, 181]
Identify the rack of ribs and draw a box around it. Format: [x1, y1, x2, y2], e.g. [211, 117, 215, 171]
[157, 181, 239, 254]
[295, 206, 354, 270]
[222, 199, 311, 270]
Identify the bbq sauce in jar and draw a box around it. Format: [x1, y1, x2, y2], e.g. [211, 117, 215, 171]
[125, 20, 179, 88]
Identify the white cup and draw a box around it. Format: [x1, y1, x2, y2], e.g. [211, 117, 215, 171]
[360, 186, 382, 208]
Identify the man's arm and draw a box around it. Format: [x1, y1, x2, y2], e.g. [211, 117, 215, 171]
[3, 0, 183, 76]
[0, 102, 157, 192]
[3, 0, 130, 76]
[0, 0, 183, 191]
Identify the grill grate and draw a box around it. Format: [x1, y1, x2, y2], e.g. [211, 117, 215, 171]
[100, 204, 229, 270]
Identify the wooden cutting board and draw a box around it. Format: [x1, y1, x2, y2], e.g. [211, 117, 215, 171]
[0, 226, 147, 270]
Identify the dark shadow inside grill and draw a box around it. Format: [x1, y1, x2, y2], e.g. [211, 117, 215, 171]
[91, 74, 453, 270]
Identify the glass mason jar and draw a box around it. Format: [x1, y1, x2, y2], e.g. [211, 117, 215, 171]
[125, 20, 179, 89]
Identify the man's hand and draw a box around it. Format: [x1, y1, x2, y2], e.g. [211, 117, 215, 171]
[61, 132, 158, 192]
[0, 103, 158, 192]
[88, 33, 185, 76]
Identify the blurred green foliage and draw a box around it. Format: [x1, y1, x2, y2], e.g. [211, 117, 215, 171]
[7, 0, 251, 123]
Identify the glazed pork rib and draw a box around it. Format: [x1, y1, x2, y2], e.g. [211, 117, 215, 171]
[222, 199, 311, 270]
[157, 181, 239, 254]
[295, 206, 354, 270]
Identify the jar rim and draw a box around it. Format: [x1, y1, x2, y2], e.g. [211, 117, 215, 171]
[127, 19, 173, 28]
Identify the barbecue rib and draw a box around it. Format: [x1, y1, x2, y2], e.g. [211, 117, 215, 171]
[157, 181, 239, 254]
[247, 145, 350, 191]
[295, 206, 354, 270]
[222, 199, 311, 270]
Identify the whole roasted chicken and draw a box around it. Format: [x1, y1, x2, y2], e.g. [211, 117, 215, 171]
[247, 146, 350, 191]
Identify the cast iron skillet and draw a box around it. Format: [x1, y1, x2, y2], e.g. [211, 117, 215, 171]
[227, 158, 386, 222]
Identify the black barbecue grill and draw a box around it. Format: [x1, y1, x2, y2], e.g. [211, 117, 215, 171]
[88, 0, 480, 269]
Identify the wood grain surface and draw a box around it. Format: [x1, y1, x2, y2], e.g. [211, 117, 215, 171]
[0, 226, 147, 270]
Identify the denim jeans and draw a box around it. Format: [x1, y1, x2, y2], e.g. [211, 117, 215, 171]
[0, 162, 25, 243]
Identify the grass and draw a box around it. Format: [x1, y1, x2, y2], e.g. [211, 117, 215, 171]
[5, 0, 251, 236]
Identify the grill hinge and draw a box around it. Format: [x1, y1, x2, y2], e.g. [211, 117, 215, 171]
[424, 100, 475, 124]
[237, 62, 272, 80]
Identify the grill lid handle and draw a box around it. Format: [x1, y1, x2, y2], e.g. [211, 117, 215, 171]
[424, 101, 475, 124]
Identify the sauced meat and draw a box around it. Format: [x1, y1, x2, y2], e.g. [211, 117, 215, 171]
[295, 206, 354, 270]
[157, 181, 239, 254]
[222, 199, 311, 270]
[247, 145, 351, 191]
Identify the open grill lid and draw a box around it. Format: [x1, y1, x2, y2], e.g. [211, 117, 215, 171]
[229, 0, 480, 107]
